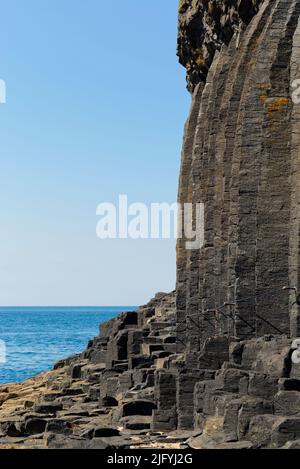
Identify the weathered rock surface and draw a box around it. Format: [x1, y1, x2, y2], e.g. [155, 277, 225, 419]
[0, 292, 299, 449]
[177, 0, 300, 351]
[0, 293, 183, 449]
[178, 0, 263, 91]
[1, 0, 300, 450]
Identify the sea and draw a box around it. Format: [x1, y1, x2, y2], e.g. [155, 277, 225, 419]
[0, 306, 137, 385]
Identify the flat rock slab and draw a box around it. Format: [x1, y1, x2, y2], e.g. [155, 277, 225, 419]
[33, 402, 63, 414]
[81, 426, 120, 439]
[121, 416, 152, 431]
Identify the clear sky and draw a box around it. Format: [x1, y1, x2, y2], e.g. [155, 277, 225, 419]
[0, 0, 190, 306]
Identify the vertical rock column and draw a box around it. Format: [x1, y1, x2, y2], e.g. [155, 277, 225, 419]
[152, 370, 178, 431]
[176, 0, 300, 351]
[176, 83, 203, 351]
[289, 11, 300, 337]
[255, 0, 300, 336]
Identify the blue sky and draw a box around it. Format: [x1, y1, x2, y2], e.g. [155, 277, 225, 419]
[0, 0, 190, 306]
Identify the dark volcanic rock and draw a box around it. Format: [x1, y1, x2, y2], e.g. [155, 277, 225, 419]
[0, 419, 23, 438]
[33, 402, 63, 415]
[45, 419, 72, 435]
[47, 434, 88, 449]
[24, 418, 48, 435]
[81, 426, 120, 439]
[247, 415, 281, 448]
[121, 416, 152, 431]
[101, 396, 118, 407]
[177, 0, 263, 91]
[271, 418, 300, 447]
[1, 0, 300, 451]
[120, 400, 156, 417]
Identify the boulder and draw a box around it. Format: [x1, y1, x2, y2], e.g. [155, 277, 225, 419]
[120, 416, 152, 431]
[215, 368, 249, 393]
[45, 419, 72, 435]
[81, 426, 120, 439]
[271, 417, 300, 447]
[274, 391, 300, 416]
[33, 402, 63, 414]
[0, 418, 24, 437]
[247, 415, 281, 448]
[248, 372, 278, 399]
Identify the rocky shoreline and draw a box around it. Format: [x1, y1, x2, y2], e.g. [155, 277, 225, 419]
[2, 0, 300, 450]
[0, 293, 184, 449]
[1, 292, 300, 449]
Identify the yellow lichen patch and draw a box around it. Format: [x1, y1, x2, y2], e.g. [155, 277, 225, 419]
[257, 83, 271, 90]
[258, 84, 271, 103]
[192, 47, 206, 68]
[267, 97, 290, 112]
[195, 56, 205, 67]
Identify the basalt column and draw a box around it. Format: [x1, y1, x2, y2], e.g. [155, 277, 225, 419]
[176, 0, 300, 359]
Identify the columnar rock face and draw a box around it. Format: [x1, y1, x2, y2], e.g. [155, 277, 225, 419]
[177, 0, 300, 361]
[3, 1, 300, 450]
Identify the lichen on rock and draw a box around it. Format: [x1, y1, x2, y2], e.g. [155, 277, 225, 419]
[177, 0, 263, 91]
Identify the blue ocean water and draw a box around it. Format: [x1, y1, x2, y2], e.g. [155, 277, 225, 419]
[0, 307, 136, 385]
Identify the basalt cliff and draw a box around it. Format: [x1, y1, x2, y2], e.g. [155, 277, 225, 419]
[2, 0, 300, 449]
